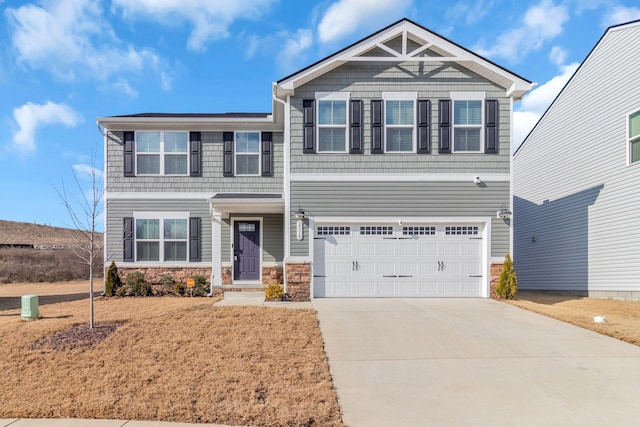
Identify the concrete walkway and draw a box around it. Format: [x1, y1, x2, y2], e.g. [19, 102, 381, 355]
[213, 291, 313, 309]
[314, 298, 640, 427]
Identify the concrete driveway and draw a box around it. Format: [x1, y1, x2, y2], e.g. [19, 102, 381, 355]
[313, 298, 640, 427]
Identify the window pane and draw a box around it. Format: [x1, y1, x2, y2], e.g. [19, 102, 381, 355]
[137, 154, 160, 174]
[236, 132, 260, 153]
[454, 100, 482, 125]
[236, 154, 259, 175]
[137, 132, 160, 152]
[630, 111, 640, 139]
[454, 128, 481, 151]
[165, 154, 187, 174]
[318, 100, 346, 125]
[164, 219, 188, 239]
[386, 128, 413, 152]
[137, 242, 159, 261]
[164, 242, 187, 261]
[318, 128, 346, 151]
[136, 219, 159, 239]
[386, 100, 414, 125]
[165, 132, 188, 152]
[632, 139, 640, 163]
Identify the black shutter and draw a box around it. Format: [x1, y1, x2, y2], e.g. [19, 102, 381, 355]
[371, 99, 383, 154]
[349, 99, 363, 154]
[485, 99, 499, 154]
[439, 99, 451, 154]
[223, 132, 234, 177]
[124, 131, 135, 176]
[190, 132, 202, 177]
[189, 217, 201, 262]
[123, 217, 134, 262]
[303, 99, 316, 153]
[261, 132, 273, 176]
[417, 99, 431, 154]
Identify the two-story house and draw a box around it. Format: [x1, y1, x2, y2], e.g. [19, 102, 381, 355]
[97, 18, 532, 301]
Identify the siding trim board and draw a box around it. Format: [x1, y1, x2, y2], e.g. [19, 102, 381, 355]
[290, 173, 510, 182]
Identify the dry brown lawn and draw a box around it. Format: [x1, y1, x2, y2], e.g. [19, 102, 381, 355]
[506, 291, 640, 347]
[0, 281, 343, 426]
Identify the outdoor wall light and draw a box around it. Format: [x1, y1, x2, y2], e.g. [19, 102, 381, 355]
[293, 208, 305, 220]
[496, 206, 512, 219]
[473, 176, 482, 184]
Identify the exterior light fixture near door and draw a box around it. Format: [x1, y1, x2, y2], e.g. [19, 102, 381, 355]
[496, 206, 512, 219]
[294, 208, 305, 219]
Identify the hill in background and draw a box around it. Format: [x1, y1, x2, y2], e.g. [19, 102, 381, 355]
[0, 220, 103, 248]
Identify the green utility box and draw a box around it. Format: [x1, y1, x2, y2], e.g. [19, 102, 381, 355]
[21, 294, 39, 321]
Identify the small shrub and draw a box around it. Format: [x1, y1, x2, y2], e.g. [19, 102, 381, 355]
[496, 253, 518, 299]
[159, 274, 177, 296]
[124, 271, 152, 296]
[265, 283, 285, 300]
[191, 274, 209, 297]
[104, 261, 122, 297]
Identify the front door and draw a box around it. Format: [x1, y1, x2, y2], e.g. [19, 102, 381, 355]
[234, 221, 260, 281]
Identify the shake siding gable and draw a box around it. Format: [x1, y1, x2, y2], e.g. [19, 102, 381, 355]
[289, 61, 511, 174]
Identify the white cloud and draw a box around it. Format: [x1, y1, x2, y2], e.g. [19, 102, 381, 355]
[10, 101, 83, 155]
[112, 0, 276, 52]
[6, 0, 165, 92]
[475, 0, 569, 63]
[317, 0, 413, 44]
[72, 163, 104, 180]
[549, 46, 567, 66]
[277, 29, 314, 71]
[110, 79, 138, 98]
[447, 1, 494, 25]
[513, 62, 579, 150]
[602, 5, 640, 27]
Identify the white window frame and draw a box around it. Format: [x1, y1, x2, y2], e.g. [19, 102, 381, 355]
[383, 92, 417, 153]
[627, 108, 640, 165]
[451, 92, 485, 153]
[133, 212, 190, 263]
[135, 131, 189, 176]
[316, 92, 350, 153]
[234, 131, 261, 176]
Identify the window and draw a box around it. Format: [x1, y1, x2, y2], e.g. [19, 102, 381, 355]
[135, 215, 188, 262]
[235, 132, 260, 175]
[629, 110, 640, 164]
[136, 131, 188, 175]
[316, 92, 349, 153]
[445, 225, 479, 236]
[384, 93, 416, 152]
[451, 92, 484, 153]
[317, 226, 351, 236]
[360, 226, 393, 235]
[403, 226, 436, 236]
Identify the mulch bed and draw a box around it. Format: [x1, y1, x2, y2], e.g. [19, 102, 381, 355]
[31, 322, 123, 352]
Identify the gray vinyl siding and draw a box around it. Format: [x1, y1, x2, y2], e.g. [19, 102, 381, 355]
[105, 198, 211, 263]
[290, 181, 510, 257]
[106, 131, 284, 193]
[290, 60, 512, 174]
[221, 214, 284, 264]
[514, 23, 640, 293]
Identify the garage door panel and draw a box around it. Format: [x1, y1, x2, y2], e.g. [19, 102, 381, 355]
[314, 223, 484, 298]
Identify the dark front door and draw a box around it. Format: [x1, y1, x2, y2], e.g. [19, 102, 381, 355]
[234, 221, 260, 281]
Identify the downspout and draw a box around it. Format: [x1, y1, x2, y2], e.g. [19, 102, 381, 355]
[96, 121, 108, 295]
[272, 87, 289, 292]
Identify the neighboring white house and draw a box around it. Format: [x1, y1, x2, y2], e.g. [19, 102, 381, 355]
[514, 20, 640, 300]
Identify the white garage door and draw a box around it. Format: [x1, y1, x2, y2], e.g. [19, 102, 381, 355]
[313, 224, 483, 297]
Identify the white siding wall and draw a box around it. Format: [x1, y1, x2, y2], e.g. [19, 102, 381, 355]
[514, 23, 640, 293]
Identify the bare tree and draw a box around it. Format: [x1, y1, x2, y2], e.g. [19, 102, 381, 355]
[55, 151, 104, 329]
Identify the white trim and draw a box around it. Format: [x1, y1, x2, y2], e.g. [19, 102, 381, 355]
[135, 131, 189, 176]
[309, 216, 492, 299]
[212, 211, 222, 287]
[449, 93, 485, 154]
[316, 92, 350, 154]
[509, 96, 514, 259]
[133, 211, 190, 219]
[231, 217, 264, 284]
[382, 92, 417, 153]
[284, 95, 292, 292]
[106, 192, 214, 200]
[234, 131, 261, 176]
[316, 92, 350, 100]
[626, 108, 640, 166]
[450, 91, 485, 100]
[290, 173, 510, 182]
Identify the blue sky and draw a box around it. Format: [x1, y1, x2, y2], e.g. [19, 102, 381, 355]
[1, 0, 639, 230]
